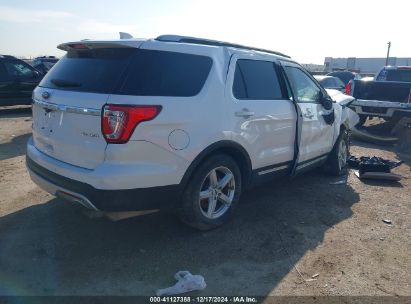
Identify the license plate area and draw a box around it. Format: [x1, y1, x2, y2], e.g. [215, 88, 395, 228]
[32, 102, 63, 155]
[33, 102, 62, 136]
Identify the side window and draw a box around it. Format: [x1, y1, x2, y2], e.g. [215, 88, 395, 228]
[284, 67, 321, 103]
[121, 50, 212, 97]
[4, 61, 35, 79]
[376, 69, 387, 81]
[233, 59, 283, 100]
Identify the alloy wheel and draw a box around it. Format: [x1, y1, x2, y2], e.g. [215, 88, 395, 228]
[198, 166, 235, 219]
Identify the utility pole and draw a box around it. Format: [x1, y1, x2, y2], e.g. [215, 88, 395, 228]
[386, 41, 391, 66]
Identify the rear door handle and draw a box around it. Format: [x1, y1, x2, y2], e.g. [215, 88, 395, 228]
[235, 108, 255, 118]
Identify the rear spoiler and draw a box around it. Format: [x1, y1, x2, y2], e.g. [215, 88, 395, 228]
[57, 39, 145, 51]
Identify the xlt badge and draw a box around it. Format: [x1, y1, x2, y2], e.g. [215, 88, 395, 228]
[81, 131, 100, 138]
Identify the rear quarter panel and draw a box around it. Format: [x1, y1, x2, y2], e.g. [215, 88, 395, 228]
[106, 43, 232, 166]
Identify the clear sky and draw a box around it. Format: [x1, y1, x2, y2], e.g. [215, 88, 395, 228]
[0, 0, 409, 64]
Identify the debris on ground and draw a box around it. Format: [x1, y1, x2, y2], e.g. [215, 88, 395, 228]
[349, 156, 404, 181]
[312, 273, 320, 278]
[156, 271, 206, 296]
[348, 156, 403, 173]
[382, 219, 393, 225]
[354, 171, 403, 181]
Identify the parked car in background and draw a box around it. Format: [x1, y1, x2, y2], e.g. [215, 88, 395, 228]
[359, 76, 374, 82]
[347, 66, 411, 126]
[0, 55, 42, 106]
[32, 56, 59, 75]
[327, 71, 361, 86]
[26, 35, 358, 230]
[314, 75, 346, 92]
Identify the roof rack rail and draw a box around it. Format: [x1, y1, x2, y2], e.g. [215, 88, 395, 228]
[155, 35, 290, 58]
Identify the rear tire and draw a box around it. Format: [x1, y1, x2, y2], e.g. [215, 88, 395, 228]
[179, 154, 242, 230]
[324, 130, 349, 176]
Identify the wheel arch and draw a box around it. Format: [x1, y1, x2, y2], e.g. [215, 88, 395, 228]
[180, 140, 253, 191]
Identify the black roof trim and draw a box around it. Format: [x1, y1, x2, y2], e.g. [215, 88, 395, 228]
[155, 35, 291, 58]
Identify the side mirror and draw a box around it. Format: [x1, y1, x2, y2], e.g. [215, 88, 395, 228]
[320, 91, 333, 110]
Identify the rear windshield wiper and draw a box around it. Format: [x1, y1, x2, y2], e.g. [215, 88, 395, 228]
[51, 79, 81, 87]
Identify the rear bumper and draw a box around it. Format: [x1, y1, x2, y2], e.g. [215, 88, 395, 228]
[350, 99, 411, 118]
[26, 156, 182, 212]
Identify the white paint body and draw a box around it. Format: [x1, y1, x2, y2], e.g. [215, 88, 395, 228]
[27, 38, 358, 193]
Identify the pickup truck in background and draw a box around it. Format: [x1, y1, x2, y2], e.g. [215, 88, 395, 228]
[347, 66, 411, 126]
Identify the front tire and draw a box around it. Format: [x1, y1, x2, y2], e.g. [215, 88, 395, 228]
[179, 154, 242, 230]
[324, 130, 349, 176]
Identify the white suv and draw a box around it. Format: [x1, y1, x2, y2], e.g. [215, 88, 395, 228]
[27, 35, 358, 230]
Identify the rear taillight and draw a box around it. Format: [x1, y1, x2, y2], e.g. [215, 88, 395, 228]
[345, 81, 352, 95]
[102, 105, 161, 144]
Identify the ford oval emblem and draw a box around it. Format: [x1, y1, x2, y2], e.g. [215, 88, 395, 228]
[42, 91, 50, 99]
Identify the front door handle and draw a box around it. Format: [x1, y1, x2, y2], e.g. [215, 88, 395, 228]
[235, 108, 255, 118]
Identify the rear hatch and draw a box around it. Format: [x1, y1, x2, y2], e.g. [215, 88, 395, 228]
[32, 44, 141, 169]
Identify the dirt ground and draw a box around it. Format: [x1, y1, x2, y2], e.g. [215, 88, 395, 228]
[0, 107, 410, 297]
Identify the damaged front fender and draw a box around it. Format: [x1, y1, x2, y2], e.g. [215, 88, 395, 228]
[327, 89, 360, 131]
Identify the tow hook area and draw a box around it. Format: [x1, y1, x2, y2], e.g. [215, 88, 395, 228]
[56, 190, 98, 211]
[57, 190, 160, 221]
[82, 209, 160, 221]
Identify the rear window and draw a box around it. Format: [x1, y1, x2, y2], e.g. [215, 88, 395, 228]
[39, 48, 213, 96]
[377, 69, 411, 82]
[335, 77, 345, 87]
[233, 59, 282, 100]
[39, 48, 135, 94]
[327, 72, 355, 85]
[320, 78, 335, 88]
